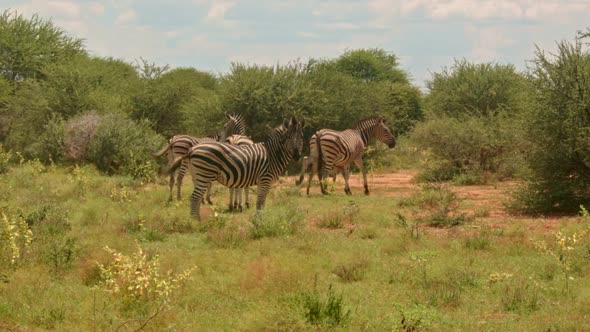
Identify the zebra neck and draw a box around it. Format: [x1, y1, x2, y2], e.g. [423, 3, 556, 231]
[358, 128, 375, 146]
[263, 141, 291, 175]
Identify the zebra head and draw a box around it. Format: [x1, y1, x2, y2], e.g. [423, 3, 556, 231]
[281, 116, 305, 161]
[375, 116, 396, 148]
[221, 112, 247, 140]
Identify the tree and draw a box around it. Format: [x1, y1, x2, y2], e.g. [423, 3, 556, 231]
[0, 10, 85, 81]
[425, 59, 529, 117]
[517, 34, 590, 212]
[334, 48, 409, 84]
[131, 63, 218, 137]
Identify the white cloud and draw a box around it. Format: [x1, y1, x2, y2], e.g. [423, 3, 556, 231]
[206, 0, 236, 20]
[89, 2, 105, 16]
[367, 0, 589, 22]
[115, 9, 138, 25]
[465, 25, 515, 62]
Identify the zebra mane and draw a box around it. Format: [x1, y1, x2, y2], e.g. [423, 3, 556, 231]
[352, 116, 384, 130]
[226, 113, 247, 136]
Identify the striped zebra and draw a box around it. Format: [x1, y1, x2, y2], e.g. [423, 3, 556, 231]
[151, 113, 247, 202]
[169, 116, 304, 221]
[296, 156, 348, 188]
[297, 116, 395, 196]
[225, 134, 254, 211]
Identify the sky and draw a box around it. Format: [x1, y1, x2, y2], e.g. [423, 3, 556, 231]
[3, 0, 590, 88]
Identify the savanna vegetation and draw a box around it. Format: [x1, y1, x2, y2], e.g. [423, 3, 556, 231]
[1, 9, 590, 331]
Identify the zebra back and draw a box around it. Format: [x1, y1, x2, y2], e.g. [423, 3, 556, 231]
[225, 134, 254, 146]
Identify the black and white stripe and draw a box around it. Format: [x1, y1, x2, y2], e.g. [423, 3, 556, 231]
[152, 113, 247, 201]
[297, 116, 395, 195]
[224, 134, 254, 211]
[169, 117, 304, 221]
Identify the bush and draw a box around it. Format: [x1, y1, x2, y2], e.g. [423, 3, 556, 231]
[88, 113, 164, 180]
[63, 112, 101, 162]
[26, 113, 65, 163]
[514, 35, 590, 212]
[250, 201, 305, 239]
[303, 285, 350, 327]
[0, 144, 12, 174]
[0, 209, 33, 272]
[412, 116, 502, 180]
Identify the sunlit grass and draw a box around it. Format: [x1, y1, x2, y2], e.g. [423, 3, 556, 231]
[0, 165, 589, 331]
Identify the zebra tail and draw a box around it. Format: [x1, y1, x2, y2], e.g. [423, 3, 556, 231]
[151, 140, 173, 158]
[166, 154, 189, 175]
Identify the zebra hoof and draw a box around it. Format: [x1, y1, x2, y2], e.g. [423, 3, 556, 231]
[364, 189, 370, 196]
[238, 205, 243, 212]
[245, 203, 250, 209]
[207, 199, 213, 205]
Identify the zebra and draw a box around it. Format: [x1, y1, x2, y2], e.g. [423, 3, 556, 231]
[168, 116, 304, 221]
[151, 113, 247, 202]
[297, 116, 395, 196]
[225, 134, 254, 211]
[296, 156, 348, 188]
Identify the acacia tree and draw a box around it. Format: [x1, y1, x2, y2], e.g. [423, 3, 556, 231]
[0, 10, 85, 82]
[517, 33, 590, 212]
[412, 60, 532, 181]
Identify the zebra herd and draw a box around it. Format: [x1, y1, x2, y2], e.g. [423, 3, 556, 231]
[152, 114, 396, 221]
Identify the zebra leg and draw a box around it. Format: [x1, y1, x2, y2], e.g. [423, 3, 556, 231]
[354, 159, 370, 195]
[236, 188, 243, 212]
[306, 160, 316, 195]
[296, 157, 307, 186]
[245, 187, 250, 209]
[205, 182, 213, 205]
[189, 181, 210, 221]
[228, 188, 235, 211]
[176, 160, 187, 201]
[319, 165, 332, 195]
[168, 170, 175, 202]
[343, 165, 352, 195]
[255, 180, 273, 210]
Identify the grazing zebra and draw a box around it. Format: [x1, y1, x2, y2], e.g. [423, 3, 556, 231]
[169, 116, 304, 221]
[225, 134, 254, 211]
[151, 113, 247, 202]
[298, 116, 395, 196]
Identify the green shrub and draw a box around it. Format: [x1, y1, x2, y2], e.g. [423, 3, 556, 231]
[29, 113, 65, 163]
[0, 144, 12, 174]
[88, 113, 164, 180]
[303, 284, 350, 327]
[401, 184, 469, 227]
[332, 259, 369, 282]
[250, 200, 305, 239]
[514, 35, 590, 212]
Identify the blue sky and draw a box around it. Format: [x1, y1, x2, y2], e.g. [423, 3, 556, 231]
[3, 0, 590, 88]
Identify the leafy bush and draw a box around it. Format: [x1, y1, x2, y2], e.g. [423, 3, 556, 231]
[25, 205, 78, 275]
[88, 113, 164, 180]
[424, 59, 529, 118]
[0, 209, 33, 271]
[250, 197, 305, 239]
[97, 244, 194, 314]
[30, 114, 65, 162]
[303, 285, 350, 327]
[0, 143, 12, 174]
[412, 116, 502, 181]
[400, 184, 469, 227]
[514, 35, 590, 212]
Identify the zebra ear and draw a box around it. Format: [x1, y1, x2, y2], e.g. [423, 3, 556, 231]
[299, 117, 305, 128]
[224, 112, 230, 120]
[289, 116, 298, 127]
[283, 118, 290, 128]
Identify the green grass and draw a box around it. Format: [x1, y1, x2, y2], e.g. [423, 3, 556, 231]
[1, 163, 590, 331]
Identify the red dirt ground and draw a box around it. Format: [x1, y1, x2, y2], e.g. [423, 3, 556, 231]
[288, 170, 573, 235]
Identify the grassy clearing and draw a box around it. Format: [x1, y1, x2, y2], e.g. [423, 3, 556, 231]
[1, 163, 590, 331]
